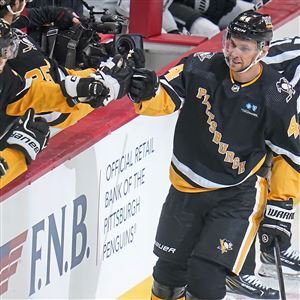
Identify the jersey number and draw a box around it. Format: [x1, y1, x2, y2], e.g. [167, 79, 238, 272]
[24, 61, 53, 82]
[165, 64, 184, 81]
[287, 115, 300, 138]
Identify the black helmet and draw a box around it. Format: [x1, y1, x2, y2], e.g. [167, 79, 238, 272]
[228, 10, 273, 43]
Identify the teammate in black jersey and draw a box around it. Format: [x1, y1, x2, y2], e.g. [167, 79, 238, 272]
[0, 0, 100, 130]
[0, 17, 133, 187]
[259, 37, 300, 280]
[0, 18, 54, 188]
[124, 10, 300, 299]
[226, 36, 300, 299]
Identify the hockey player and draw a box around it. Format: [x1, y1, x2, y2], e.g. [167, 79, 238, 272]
[259, 37, 300, 279]
[226, 36, 300, 298]
[0, 109, 50, 188]
[1, 0, 144, 129]
[0, 0, 98, 129]
[125, 10, 300, 299]
[0, 19, 134, 187]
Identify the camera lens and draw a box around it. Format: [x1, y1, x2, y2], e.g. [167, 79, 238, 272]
[115, 36, 135, 55]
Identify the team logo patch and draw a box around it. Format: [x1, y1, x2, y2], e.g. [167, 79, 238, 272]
[194, 52, 215, 61]
[276, 77, 295, 103]
[261, 233, 269, 244]
[241, 102, 258, 117]
[218, 239, 233, 254]
[262, 16, 273, 29]
[231, 84, 240, 93]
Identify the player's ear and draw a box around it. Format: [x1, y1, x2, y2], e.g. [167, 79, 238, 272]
[259, 45, 269, 59]
[262, 45, 270, 57]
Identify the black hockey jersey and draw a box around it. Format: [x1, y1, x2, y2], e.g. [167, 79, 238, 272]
[262, 36, 300, 201]
[7, 29, 94, 128]
[134, 52, 300, 191]
[0, 63, 74, 136]
[264, 36, 300, 94]
[0, 63, 76, 188]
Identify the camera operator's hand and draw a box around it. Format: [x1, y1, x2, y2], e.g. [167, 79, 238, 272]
[6, 109, 50, 164]
[128, 68, 159, 103]
[60, 76, 110, 108]
[53, 7, 80, 29]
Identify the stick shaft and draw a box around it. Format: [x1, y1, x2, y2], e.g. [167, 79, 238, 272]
[274, 237, 286, 300]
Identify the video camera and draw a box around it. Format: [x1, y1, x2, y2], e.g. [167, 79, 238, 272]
[45, 0, 143, 69]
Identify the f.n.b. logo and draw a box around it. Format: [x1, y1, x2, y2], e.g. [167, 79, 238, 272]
[0, 231, 28, 295]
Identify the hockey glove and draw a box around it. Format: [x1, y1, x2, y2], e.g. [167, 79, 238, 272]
[6, 109, 50, 164]
[128, 68, 159, 103]
[128, 48, 145, 69]
[93, 54, 134, 104]
[258, 199, 295, 252]
[60, 76, 110, 108]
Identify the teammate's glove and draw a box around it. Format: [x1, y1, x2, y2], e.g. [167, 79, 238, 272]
[93, 54, 134, 104]
[258, 199, 294, 252]
[60, 76, 110, 108]
[0, 157, 8, 177]
[127, 48, 145, 69]
[6, 109, 50, 164]
[128, 68, 159, 103]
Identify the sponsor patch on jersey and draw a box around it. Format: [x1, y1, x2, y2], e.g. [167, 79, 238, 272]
[217, 239, 233, 254]
[276, 77, 295, 103]
[194, 52, 215, 62]
[241, 102, 259, 117]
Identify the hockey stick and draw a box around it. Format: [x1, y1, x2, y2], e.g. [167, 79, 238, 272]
[274, 237, 286, 300]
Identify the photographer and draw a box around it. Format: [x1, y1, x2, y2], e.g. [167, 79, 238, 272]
[27, 0, 83, 17]
[12, 4, 81, 47]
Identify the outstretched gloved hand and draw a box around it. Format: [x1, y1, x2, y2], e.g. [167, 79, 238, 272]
[60, 75, 110, 108]
[128, 68, 159, 103]
[91, 53, 135, 104]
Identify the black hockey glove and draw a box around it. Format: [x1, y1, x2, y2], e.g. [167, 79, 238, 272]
[128, 68, 159, 103]
[60, 76, 110, 108]
[6, 109, 50, 164]
[258, 199, 294, 252]
[94, 54, 134, 103]
[127, 48, 146, 69]
[0, 157, 8, 177]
